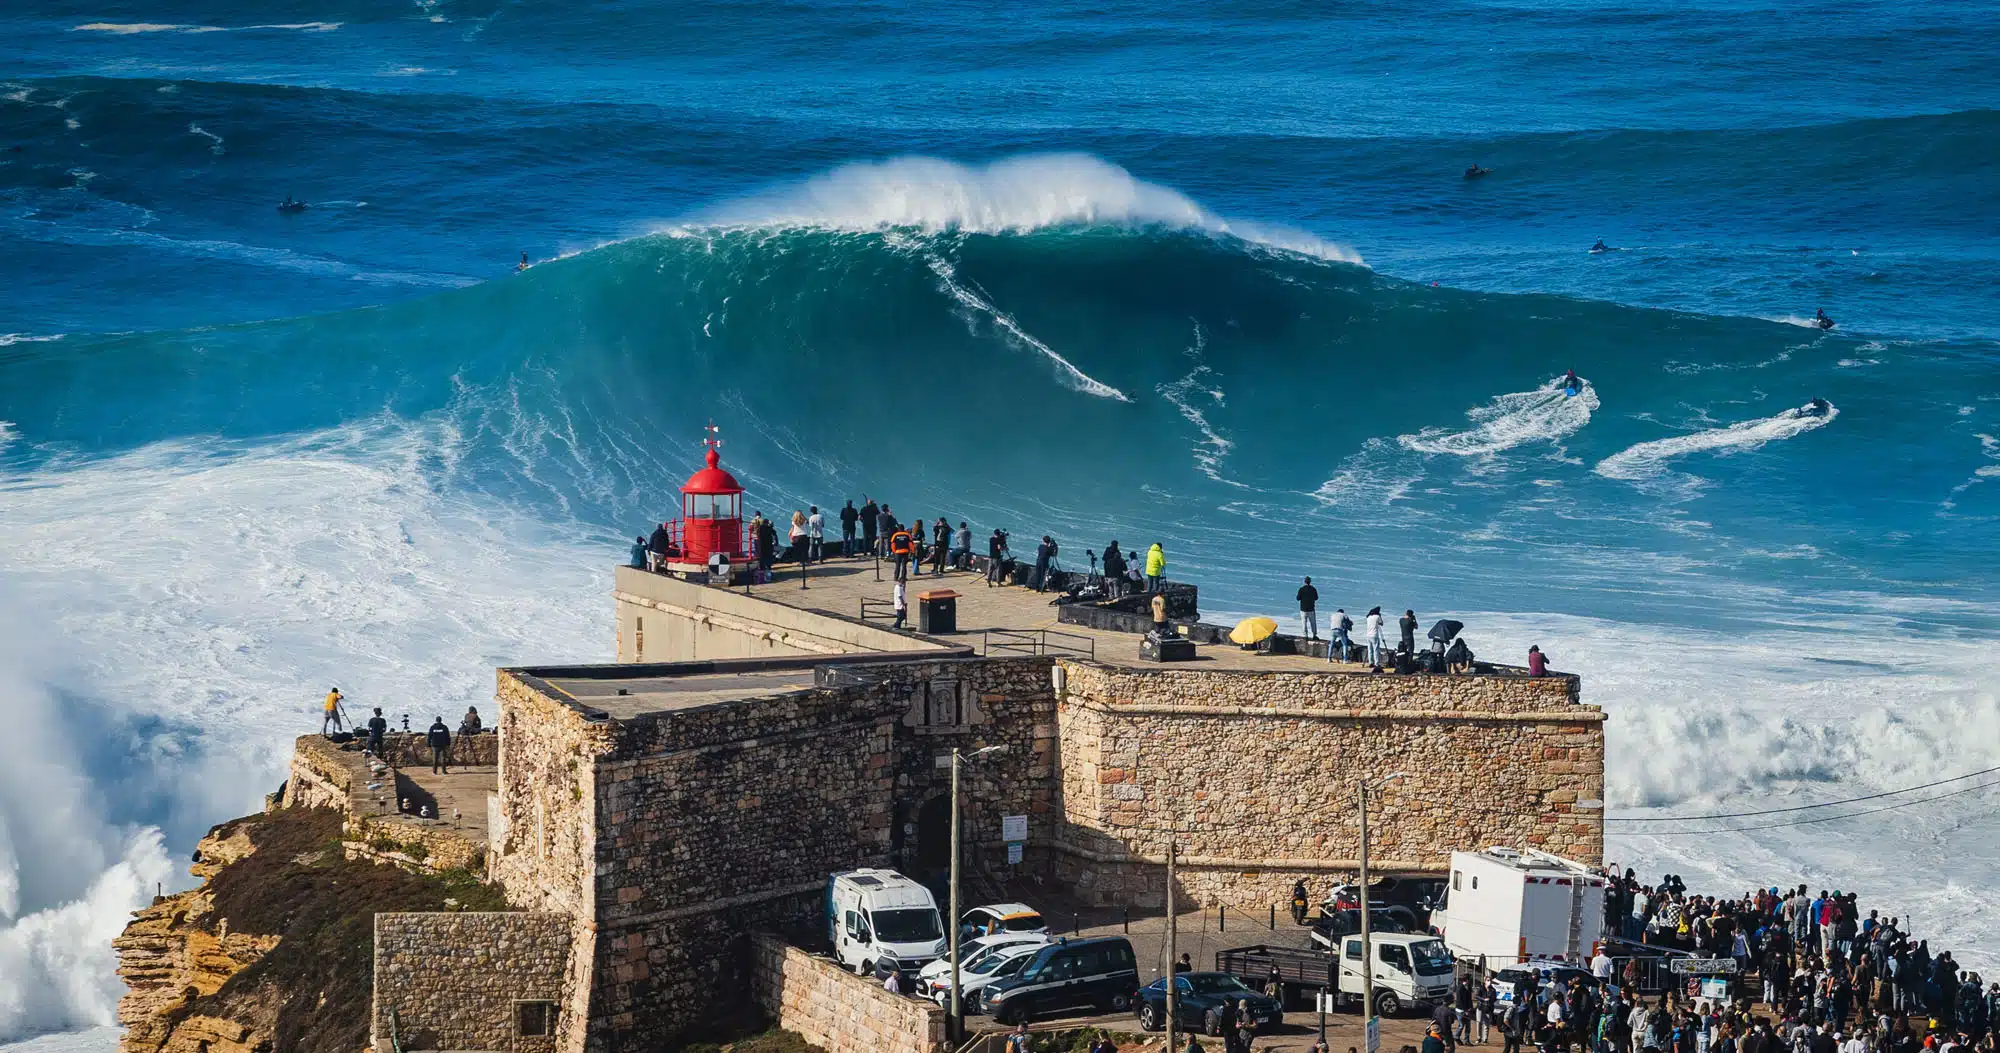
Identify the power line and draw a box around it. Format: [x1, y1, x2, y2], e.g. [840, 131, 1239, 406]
[1611, 776, 2000, 836]
[1604, 764, 2000, 822]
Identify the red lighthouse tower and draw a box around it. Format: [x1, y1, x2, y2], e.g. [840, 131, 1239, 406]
[674, 422, 746, 569]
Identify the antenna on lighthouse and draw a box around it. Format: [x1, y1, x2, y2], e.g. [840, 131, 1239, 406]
[703, 420, 724, 452]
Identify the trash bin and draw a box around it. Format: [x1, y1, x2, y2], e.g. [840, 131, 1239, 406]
[916, 589, 959, 634]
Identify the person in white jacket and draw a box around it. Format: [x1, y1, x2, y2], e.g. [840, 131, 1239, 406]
[1365, 606, 1387, 668]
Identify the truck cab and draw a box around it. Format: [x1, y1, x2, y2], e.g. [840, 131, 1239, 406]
[1334, 933, 1456, 1016]
[826, 868, 946, 978]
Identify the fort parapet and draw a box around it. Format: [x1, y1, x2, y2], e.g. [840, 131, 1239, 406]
[349, 558, 1602, 1052]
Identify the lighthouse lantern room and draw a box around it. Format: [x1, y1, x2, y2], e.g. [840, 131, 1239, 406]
[673, 423, 745, 569]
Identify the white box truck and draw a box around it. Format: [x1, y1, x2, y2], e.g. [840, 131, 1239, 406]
[826, 868, 947, 978]
[1430, 847, 1605, 966]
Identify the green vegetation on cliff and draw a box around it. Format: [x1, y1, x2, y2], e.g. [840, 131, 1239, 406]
[183, 806, 510, 1053]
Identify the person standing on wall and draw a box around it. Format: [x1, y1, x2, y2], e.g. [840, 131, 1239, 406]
[322, 687, 347, 735]
[1297, 577, 1320, 640]
[426, 715, 452, 774]
[1400, 609, 1419, 656]
[1365, 607, 1386, 668]
[841, 499, 860, 556]
[807, 505, 825, 562]
[1145, 541, 1166, 593]
[366, 707, 387, 757]
[931, 517, 949, 576]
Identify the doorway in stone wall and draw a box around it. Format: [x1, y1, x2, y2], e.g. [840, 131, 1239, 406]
[914, 794, 951, 876]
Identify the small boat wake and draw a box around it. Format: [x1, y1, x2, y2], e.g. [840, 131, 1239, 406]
[1595, 400, 1837, 483]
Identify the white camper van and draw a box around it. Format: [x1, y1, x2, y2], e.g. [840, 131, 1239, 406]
[826, 868, 947, 977]
[1430, 847, 1605, 966]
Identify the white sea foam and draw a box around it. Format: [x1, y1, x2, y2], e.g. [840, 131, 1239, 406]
[1595, 401, 1837, 483]
[1765, 314, 1836, 330]
[0, 422, 16, 452]
[187, 123, 224, 156]
[0, 334, 64, 347]
[924, 254, 1131, 401]
[1467, 609, 2000, 969]
[0, 417, 612, 1044]
[696, 154, 1365, 265]
[1156, 325, 1248, 487]
[1399, 376, 1599, 457]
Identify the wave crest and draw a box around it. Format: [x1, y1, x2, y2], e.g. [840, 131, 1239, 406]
[692, 154, 1364, 263]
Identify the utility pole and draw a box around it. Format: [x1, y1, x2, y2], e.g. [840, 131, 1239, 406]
[1166, 834, 1178, 1047]
[948, 747, 963, 1043]
[948, 746, 1006, 1043]
[1358, 779, 1375, 1053]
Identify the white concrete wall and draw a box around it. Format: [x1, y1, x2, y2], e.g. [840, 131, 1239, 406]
[612, 566, 947, 662]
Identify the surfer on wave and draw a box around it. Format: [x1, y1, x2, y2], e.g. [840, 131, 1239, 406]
[1464, 163, 1491, 179]
[1814, 308, 1835, 330]
[516, 251, 530, 272]
[1590, 239, 1618, 253]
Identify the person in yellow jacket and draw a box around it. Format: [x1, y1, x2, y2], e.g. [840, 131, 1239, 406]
[322, 687, 347, 735]
[1144, 542, 1166, 593]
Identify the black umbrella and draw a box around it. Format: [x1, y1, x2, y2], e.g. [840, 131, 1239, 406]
[1427, 619, 1464, 644]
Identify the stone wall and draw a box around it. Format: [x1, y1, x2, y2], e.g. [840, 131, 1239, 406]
[371, 912, 572, 1053]
[284, 735, 358, 810]
[750, 935, 945, 1053]
[1051, 661, 1602, 907]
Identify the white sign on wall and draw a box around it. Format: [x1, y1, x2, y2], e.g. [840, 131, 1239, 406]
[1001, 814, 1029, 842]
[1006, 843, 1023, 865]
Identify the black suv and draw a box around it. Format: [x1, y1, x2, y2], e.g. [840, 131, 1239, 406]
[982, 936, 1139, 1024]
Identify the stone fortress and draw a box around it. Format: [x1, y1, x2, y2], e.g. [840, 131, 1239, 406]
[121, 450, 1602, 1053]
[339, 539, 1606, 1053]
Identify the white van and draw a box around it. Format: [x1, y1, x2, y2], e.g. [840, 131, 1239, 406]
[1329, 932, 1457, 1016]
[826, 868, 947, 977]
[1430, 847, 1605, 966]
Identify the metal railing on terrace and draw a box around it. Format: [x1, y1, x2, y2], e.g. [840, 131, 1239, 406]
[981, 628, 1096, 660]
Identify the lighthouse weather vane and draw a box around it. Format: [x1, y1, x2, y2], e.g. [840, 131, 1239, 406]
[704, 420, 723, 453]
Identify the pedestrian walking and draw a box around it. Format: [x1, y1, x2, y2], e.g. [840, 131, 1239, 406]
[1145, 542, 1167, 592]
[807, 505, 825, 562]
[892, 579, 908, 629]
[1298, 576, 1321, 640]
[890, 524, 914, 581]
[426, 716, 452, 774]
[840, 500, 859, 555]
[1365, 607, 1386, 668]
[322, 687, 347, 735]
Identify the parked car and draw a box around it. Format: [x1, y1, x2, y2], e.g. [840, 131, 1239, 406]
[1324, 876, 1448, 924]
[1491, 961, 1600, 1010]
[1309, 906, 1418, 950]
[959, 902, 1048, 940]
[915, 931, 1050, 994]
[1134, 972, 1284, 1034]
[982, 936, 1138, 1025]
[916, 942, 1042, 1011]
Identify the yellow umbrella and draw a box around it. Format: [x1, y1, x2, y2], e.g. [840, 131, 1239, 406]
[1228, 616, 1279, 646]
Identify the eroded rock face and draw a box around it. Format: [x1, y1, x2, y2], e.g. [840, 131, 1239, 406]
[115, 822, 281, 1053]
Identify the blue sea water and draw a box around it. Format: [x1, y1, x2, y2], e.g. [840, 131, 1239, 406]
[3, 1, 1999, 1041]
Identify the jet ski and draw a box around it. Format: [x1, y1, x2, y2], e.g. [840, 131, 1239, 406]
[1799, 398, 1832, 418]
[1589, 240, 1620, 254]
[1813, 310, 1835, 330]
[1559, 371, 1583, 398]
[277, 199, 308, 214]
[1464, 165, 1492, 179]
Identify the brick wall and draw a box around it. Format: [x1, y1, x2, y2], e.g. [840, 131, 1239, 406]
[371, 912, 572, 1053]
[750, 935, 945, 1053]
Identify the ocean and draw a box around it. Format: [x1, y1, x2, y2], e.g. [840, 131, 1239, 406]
[2, 1, 1998, 1042]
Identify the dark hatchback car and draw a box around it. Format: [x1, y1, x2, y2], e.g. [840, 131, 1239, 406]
[982, 936, 1139, 1025]
[1308, 906, 1417, 950]
[1135, 972, 1284, 1034]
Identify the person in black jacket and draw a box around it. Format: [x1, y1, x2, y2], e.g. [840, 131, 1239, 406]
[1102, 541, 1126, 596]
[1400, 609, 1419, 654]
[840, 500, 859, 555]
[1297, 577, 1320, 640]
[426, 717, 452, 774]
[858, 497, 878, 555]
[366, 707, 388, 757]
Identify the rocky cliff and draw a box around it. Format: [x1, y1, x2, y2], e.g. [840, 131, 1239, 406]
[113, 805, 510, 1053]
